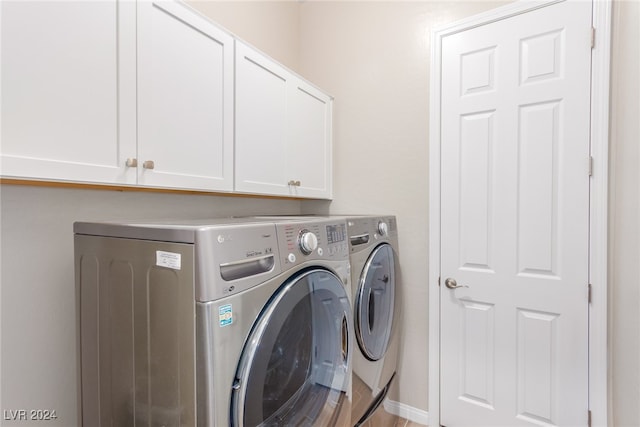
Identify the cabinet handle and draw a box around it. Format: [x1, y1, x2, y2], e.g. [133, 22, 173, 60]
[125, 158, 138, 167]
[288, 180, 301, 186]
[143, 160, 155, 170]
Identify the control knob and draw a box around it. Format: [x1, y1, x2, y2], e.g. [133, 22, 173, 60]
[377, 221, 389, 236]
[298, 230, 318, 255]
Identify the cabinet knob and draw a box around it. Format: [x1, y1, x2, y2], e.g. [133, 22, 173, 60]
[143, 160, 155, 170]
[125, 158, 138, 168]
[288, 180, 301, 187]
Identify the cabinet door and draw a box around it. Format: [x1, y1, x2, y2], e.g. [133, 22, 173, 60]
[1, 1, 136, 184]
[235, 42, 333, 199]
[137, 0, 234, 191]
[287, 78, 333, 199]
[234, 41, 289, 196]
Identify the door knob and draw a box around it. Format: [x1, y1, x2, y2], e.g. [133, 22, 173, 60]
[444, 278, 468, 289]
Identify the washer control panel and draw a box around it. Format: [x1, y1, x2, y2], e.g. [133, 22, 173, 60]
[347, 215, 397, 254]
[276, 219, 349, 266]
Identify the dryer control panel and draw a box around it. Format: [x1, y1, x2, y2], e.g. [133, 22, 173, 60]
[275, 219, 349, 267]
[346, 215, 398, 255]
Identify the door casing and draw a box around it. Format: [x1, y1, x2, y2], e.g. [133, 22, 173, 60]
[428, 0, 612, 425]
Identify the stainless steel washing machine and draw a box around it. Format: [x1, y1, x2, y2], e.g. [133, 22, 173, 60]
[344, 216, 400, 426]
[75, 217, 353, 426]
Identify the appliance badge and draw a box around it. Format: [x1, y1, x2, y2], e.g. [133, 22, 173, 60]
[156, 250, 181, 270]
[246, 247, 273, 258]
[217, 234, 233, 243]
[219, 304, 233, 327]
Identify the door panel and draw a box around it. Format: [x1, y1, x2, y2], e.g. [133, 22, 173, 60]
[516, 309, 558, 425]
[440, 1, 592, 425]
[459, 111, 494, 272]
[517, 101, 561, 276]
[458, 299, 495, 409]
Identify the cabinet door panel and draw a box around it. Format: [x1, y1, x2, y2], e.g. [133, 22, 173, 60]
[234, 41, 289, 196]
[288, 79, 332, 199]
[1, 1, 136, 184]
[137, 0, 233, 191]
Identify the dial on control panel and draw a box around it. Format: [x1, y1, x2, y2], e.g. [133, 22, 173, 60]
[377, 221, 389, 236]
[298, 230, 319, 255]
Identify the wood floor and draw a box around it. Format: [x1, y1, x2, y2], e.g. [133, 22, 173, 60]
[351, 373, 426, 427]
[358, 407, 426, 427]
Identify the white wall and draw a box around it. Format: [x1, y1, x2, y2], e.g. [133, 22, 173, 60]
[609, 1, 640, 425]
[188, 0, 301, 74]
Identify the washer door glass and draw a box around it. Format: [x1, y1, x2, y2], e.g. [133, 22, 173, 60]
[231, 269, 351, 427]
[355, 243, 396, 361]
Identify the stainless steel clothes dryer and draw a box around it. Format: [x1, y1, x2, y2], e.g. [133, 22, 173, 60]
[75, 217, 353, 427]
[345, 216, 400, 426]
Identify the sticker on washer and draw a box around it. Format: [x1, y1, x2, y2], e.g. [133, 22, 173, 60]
[156, 251, 181, 270]
[219, 304, 233, 327]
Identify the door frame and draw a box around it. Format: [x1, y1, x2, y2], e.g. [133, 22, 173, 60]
[428, 1, 612, 426]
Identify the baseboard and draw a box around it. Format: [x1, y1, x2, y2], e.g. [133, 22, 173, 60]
[383, 399, 429, 425]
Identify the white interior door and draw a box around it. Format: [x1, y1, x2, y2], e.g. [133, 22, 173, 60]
[439, 1, 592, 426]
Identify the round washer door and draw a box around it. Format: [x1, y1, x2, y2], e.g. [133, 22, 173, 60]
[231, 268, 351, 427]
[355, 243, 396, 361]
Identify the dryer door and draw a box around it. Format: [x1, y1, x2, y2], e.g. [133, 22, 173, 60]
[355, 243, 396, 361]
[231, 268, 352, 427]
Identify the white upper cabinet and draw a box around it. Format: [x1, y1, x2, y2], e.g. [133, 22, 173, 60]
[235, 42, 289, 196]
[0, 1, 137, 184]
[1, 0, 331, 198]
[136, 1, 234, 191]
[235, 41, 333, 199]
[287, 78, 333, 199]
